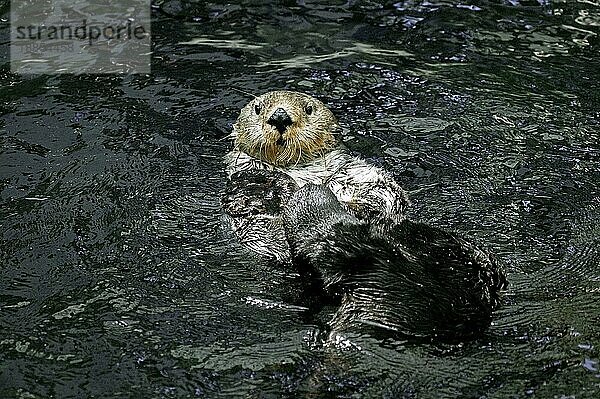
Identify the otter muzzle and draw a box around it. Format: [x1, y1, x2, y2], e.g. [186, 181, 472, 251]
[267, 107, 293, 134]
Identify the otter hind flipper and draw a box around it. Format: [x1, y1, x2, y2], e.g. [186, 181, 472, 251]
[282, 184, 507, 341]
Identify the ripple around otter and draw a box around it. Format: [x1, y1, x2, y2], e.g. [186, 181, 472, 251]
[2, 0, 600, 397]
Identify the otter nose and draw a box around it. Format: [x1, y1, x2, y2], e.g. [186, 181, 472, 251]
[267, 108, 293, 133]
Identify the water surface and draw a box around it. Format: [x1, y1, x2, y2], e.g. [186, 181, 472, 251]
[1, 1, 600, 397]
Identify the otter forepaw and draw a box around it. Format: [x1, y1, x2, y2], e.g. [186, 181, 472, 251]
[223, 169, 299, 217]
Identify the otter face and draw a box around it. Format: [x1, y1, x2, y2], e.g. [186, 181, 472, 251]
[233, 91, 338, 166]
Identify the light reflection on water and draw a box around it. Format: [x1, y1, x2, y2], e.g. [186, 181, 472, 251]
[1, 1, 599, 397]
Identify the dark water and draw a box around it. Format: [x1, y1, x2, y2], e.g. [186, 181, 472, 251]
[1, 0, 600, 397]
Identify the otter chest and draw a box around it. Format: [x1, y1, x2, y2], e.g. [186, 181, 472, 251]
[225, 149, 403, 218]
[227, 149, 363, 201]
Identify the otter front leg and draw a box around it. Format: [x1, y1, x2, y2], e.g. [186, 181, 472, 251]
[326, 159, 409, 225]
[223, 169, 299, 217]
[222, 169, 299, 262]
[344, 178, 408, 224]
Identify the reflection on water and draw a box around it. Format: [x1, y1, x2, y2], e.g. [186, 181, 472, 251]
[1, 0, 600, 397]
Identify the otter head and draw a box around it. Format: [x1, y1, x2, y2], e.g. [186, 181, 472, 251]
[233, 91, 338, 166]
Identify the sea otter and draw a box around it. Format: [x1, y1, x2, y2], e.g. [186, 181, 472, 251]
[224, 91, 408, 261]
[222, 91, 506, 340]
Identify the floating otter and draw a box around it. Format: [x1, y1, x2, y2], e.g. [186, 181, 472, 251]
[222, 91, 506, 341]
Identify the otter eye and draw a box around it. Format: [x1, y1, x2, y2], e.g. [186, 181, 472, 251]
[254, 104, 262, 115]
[305, 104, 313, 115]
